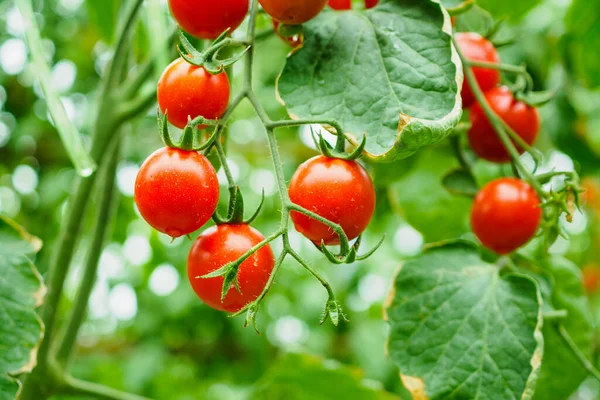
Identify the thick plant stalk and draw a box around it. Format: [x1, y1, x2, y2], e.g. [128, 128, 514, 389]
[55, 137, 122, 368]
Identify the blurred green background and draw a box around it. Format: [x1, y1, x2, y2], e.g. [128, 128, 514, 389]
[1, 0, 599, 399]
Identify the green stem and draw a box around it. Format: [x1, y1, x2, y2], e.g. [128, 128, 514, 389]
[104, 0, 146, 90]
[55, 137, 122, 369]
[15, 0, 96, 177]
[63, 376, 152, 400]
[466, 60, 527, 75]
[288, 248, 336, 300]
[455, 38, 545, 197]
[557, 324, 600, 383]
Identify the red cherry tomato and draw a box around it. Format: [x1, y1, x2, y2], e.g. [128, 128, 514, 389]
[134, 147, 219, 238]
[454, 32, 500, 108]
[364, 0, 378, 8]
[272, 19, 303, 48]
[468, 86, 540, 163]
[158, 58, 230, 130]
[582, 264, 600, 294]
[471, 178, 541, 255]
[168, 0, 248, 40]
[289, 155, 376, 245]
[329, 0, 352, 10]
[259, 0, 328, 25]
[187, 224, 275, 312]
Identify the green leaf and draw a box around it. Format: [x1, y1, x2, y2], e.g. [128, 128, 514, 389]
[251, 352, 399, 400]
[475, 0, 541, 21]
[533, 257, 593, 400]
[454, 5, 495, 37]
[278, 0, 462, 162]
[391, 145, 472, 242]
[385, 243, 543, 400]
[0, 216, 45, 400]
[565, 0, 600, 89]
[441, 0, 475, 16]
[442, 168, 478, 197]
[85, 0, 121, 42]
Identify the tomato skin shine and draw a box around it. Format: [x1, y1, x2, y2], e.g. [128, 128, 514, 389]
[468, 86, 540, 163]
[168, 0, 249, 40]
[471, 178, 542, 255]
[134, 147, 219, 238]
[289, 155, 376, 245]
[258, 0, 328, 25]
[454, 32, 501, 108]
[187, 224, 275, 312]
[157, 58, 230, 130]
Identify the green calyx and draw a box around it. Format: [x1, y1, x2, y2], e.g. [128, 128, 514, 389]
[178, 29, 249, 74]
[159, 112, 217, 151]
[312, 125, 366, 161]
[213, 186, 265, 225]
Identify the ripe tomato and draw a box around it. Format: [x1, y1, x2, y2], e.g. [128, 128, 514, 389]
[329, 0, 351, 10]
[158, 58, 230, 130]
[187, 224, 275, 312]
[289, 155, 376, 245]
[582, 264, 600, 294]
[259, 0, 328, 25]
[471, 178, 541, 255]
[168, 0, 248, 40]
[454, 32, 500, 108]
[364, 0, 378, 8]
[468, 86, 540, 163]
[135, 147, 219, 238]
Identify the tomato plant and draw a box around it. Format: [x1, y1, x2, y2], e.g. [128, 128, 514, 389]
[157, 58, 230, 129]
[5, 0, 600, 400]
[168, 0, 249, 40]
[468, 86, 540, 163]
[289, 155, 376, 245]
[134, 147, 220, 238]
[187, 224, 275, 312]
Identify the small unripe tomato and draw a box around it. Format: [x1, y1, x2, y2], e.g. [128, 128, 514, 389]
[468, 86, 540, 163]
[471, 178, 542, 254]
[158, 58, 230, 130]
[187, 224, 275, 312]
[134, 147, 220, 238]
[454, 32, 501, 108]
[289, 155, 376, 245]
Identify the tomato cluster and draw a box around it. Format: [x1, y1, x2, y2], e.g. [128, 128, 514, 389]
[137, 0, 377, 314]
[455, 32, 544, 254]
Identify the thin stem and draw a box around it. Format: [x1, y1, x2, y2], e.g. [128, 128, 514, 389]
[64, 376, 152, 400]
[231, 250, 288, 318]
[214, 130, 236, 190]
[467, 61, 527, 75]
[55, 137, 122, 368]
[535, 171, 576, 182]
[557, 324, 600, 383]
[288, 248, 336, 299]
[104, 0, 146, 90]
[456, 38, 545, 197]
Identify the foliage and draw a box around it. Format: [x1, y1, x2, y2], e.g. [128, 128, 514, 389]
[0, 0, 599, 399]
